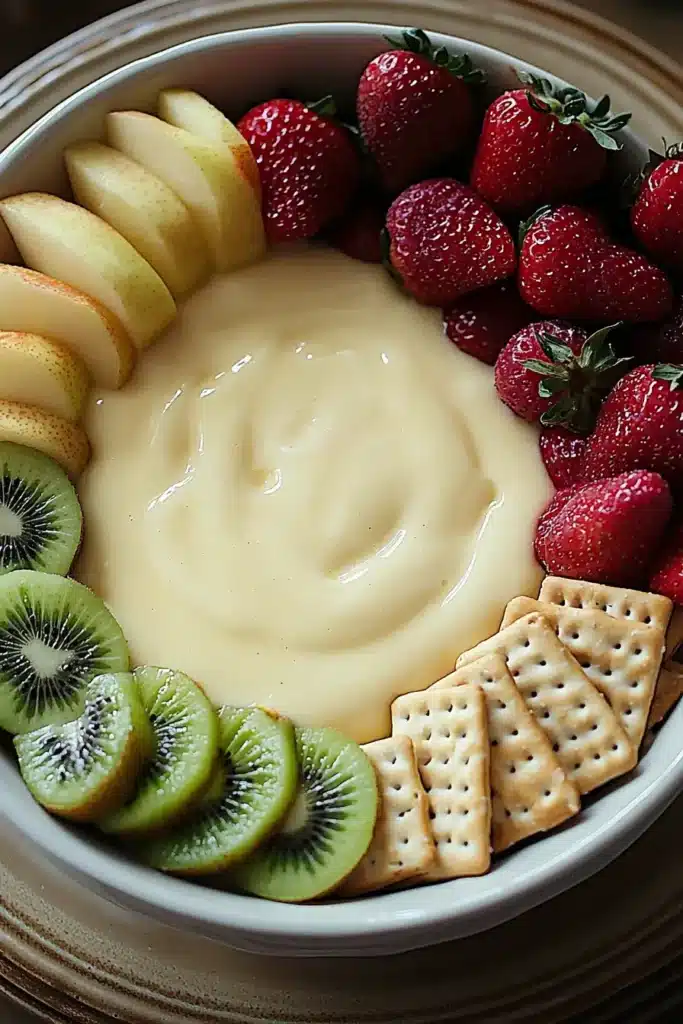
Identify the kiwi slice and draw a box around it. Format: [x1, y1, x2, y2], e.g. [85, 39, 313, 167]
[15, 672, 152, 822]
[0, 570, 130, 735]
[231, 726, 378, 903]
[100, 667, 219, 836]
[0, 441, 82, 576]
[141, 706, 297, 875]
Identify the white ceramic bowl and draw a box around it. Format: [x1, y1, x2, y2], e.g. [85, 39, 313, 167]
[0, 22, 681, 959]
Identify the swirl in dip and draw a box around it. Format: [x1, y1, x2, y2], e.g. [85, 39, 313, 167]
[75, 244, 551, 742]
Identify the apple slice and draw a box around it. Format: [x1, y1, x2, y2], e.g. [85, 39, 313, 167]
[0, 331, 89, 422]
[107, 111, 266, 273]
[0, 400, 89, 478]
[65, 141, 210, 298]
[0, 193, 176, 349]
[158, 89, 261, 195]
[0, 265, 133, 390]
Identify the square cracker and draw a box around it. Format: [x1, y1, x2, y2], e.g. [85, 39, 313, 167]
[432, 655, 580, 852]
[456, 613, 636, 795]
[539, 577, 673, 636]
[501, 597, 665, 751]
[339, 736, 436, 896]
[391, 684, 491, 880]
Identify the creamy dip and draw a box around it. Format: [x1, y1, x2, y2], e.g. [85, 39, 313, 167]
[75, 244, 551, 742]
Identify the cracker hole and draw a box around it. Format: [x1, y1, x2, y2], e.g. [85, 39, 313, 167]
[462, 785, 469, 793]
[460, 731, 467, 739]
[491, 739, 499, 747]
[542, 711, 550, 719]
[523, 807, 529, 814]
[614, 643, 622, 651]
[544, 790, 551, 797]
[578, 703, 586, 710]
[458, 702, 468, 711]
[513, 669, 521, 678]
[600, 604, 608, 612]
[526, 755, 534, 762]
[591, 724, 598, 731]
[442, 730, 451, 739]
[574, 762, 581, 770]
[510, 729, 519, 737]
[505, 808, 512, 817]
[572, 633, 580, 640]
[552, 743, 560, 752]
[604, 669, 612, 677]
[486, 677, 494, 684]
[570, 734, 577, 741]
[594, 753, 601, 760]
[403, 838, 409, 844]
[580, 661, 591, 669]
[390, 757, 397, 765]
[630, 682, 639, 689]
[644, 615, 652, 625]
[559, 598, 567, 606]
[462, 809, 469, 816]
[509, 765, 516, 774]
[556, 682, 565, 689]
[538, 660, 547, 667]
[530, 690, 538, 698]
[447, 704, 453, 712]
[392, 783, 401, 791]
[625, 708, 633, 716]
[429, 810, 436, 820]
[612, 744, 619, 751]
[634, 648, 643, 656]
[524, 640, 531, 648]
[398, 811, 406, 818]
[462, 840, 469, 847]
[498, 700, 507, 710]
[626, 609, 633, 617]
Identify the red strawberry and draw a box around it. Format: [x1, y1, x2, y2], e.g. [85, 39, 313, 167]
[519, 205, 673, 323]
[650, 522, 683, 603]
[582, 363, 683, 493]
[539, 426, 589, 488]
[535, 470, 672, 586]
[237, 96, 360, 243]
[328, 200, 385, 263]
[631, 144, 683, 273]
[443, 280, 533, 365]
[357, 28, 484, 194]
[471, 73, 631, 218]
[386, 178, 516, 306]
[494, 321, 629, 429]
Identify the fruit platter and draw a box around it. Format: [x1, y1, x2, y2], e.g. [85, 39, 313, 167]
[0, 20, 682, 954]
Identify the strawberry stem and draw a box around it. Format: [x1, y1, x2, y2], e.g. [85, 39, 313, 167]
[523, 323, 631, 433]
[652, 364, 683, 390]
[384, 28, 487, 84]
[516, 70, 631, 151]
[306, 95, 337, 118]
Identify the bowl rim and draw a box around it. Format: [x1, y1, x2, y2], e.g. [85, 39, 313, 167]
[0, 20, 682, 957]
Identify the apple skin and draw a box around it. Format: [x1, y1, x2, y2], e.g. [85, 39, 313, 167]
[107, 110, 266, 273]
[158, 88, 261, 196]
[0, 331, 90, 422]
[0, 193, 177, 350]
[0, 264, 134, 390]
[0, 399, 89, 479]
[65, 141, 211, 298]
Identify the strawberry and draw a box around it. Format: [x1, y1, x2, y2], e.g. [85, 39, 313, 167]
[443, 280, 533, 365]
[582, 363, 683, 493]
[237, 96, 360, 243]
[357, 28, 484, 195]
[631, 144, 683, 273]
[650, 522, 683, 603]
[471, 72, 631, 218]
[539, 426, 589, 488]
[518, 205, 673, 323]
[535, 470, 672, 586]
[494, 321, 629, 429]
[385, 178, 516, 306]
[328, 199, 385, 263]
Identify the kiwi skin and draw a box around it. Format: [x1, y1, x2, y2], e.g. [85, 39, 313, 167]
[15, 672, 153, 823]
